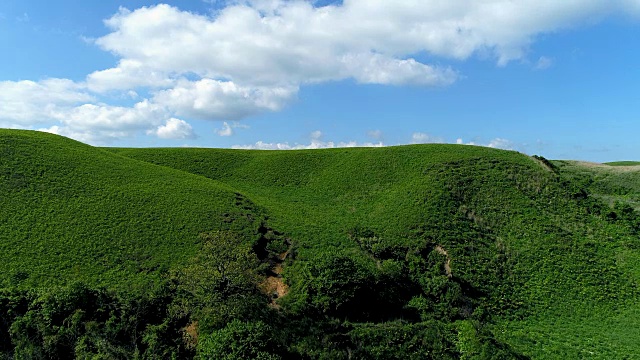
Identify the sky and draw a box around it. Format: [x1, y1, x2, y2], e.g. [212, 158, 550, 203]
[0, 0, 639, 161]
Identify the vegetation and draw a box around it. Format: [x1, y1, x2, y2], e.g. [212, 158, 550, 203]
[604, 161, 640, 166]
[1, 129, 639, 359]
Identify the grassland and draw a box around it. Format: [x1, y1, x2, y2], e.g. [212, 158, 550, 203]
[553, 160, 640, 211]
[1, 129, 639, 359]
[605, 161, 640, 166]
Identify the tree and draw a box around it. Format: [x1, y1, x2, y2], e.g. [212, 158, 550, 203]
[177, 231, 265, 332]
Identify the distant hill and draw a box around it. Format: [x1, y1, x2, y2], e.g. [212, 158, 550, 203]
[604, 161, 640, 166]
[1, 129, 639, 359]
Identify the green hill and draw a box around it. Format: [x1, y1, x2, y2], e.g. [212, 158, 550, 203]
[0, 129, 262, 291]
[1, 129, 639, 359]
[604, 161, 640, 166]
[553, 160, 640, 211]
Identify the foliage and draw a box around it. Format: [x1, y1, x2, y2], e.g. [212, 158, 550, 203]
[2, 130, 640, 358]
[197, 320, 283, 360]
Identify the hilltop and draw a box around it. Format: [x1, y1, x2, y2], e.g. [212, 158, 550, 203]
[1, 129, 639, 359]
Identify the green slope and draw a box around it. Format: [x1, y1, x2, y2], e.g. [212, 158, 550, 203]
[110, 146, 640, 358]
[604, 161, 640, 166]
[553, 160, 640, 211]
[0, 130, 262, 290]
[2, 130, 639, 358]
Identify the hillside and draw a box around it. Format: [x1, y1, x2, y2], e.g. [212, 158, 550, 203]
[0, 129, 263, 290]
[110, 146, 640, 358]
[553, 160, 640, 211]
[1, 129, 639, 359]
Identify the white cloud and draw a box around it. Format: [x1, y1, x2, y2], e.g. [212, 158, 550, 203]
[456, 137, 515, 150]
[534, 56, 554, 70]
[233, 140, 385, 150]
[86, 59, 174, 93]
[94, 1, 636, 87]
[342, 54, 458, 86]
[54, 100, 166, 132]
[216, 122, 234, 137]
[411, 132, 445, 144]
[37, 99, 174, 144]
[367, 130, 383, 140]
[487, 137, 515, 150]
[0, 79, 93, 126]
[234, 135, 520, 150]
[216, 121, 250, 136]
[4, 1, 640, 143]
[148, 118, 196, 139]
[310, 130, 323, 140]
[153, 79, 297, 120]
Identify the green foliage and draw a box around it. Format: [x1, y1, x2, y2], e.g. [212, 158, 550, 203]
[0, 130, 262, 292]
[2, 282, 192, 359]
[347, 321, 458, 360]
[2, 130, 640, 358]
[175, 231, 267, 333]
[197, 320, 283, 360]
[283, 250, 376, 319]
[604, 161, 640, 166]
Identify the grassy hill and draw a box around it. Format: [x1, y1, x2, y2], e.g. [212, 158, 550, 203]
[553, 160, 640, 211]
[0, 129, 263, 291]
[604, 161, 640, 166]
[1, 129, 639, 359]
[110, 146, 640, 358]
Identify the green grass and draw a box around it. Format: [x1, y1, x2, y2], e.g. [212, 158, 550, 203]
[0, 130, 262, 291]
[2, 130, 640, 358]
[553, 160, 640, 210]
[495, 305, 640, 359]
[109, 146, 640, 358]
[604, 161, 640, 166]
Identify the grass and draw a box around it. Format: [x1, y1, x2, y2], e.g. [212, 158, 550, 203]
[109, 146, 640, 358]
[2, 129, 640, 358]
[553, 160, 640, 210]
[604, 161, 640, 166]
[0, 130, 262, 291]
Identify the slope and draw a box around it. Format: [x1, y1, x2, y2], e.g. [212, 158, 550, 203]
[0, 130, 264, 291]
[111, 146, 640, 358]
[553, 160, 640, 210]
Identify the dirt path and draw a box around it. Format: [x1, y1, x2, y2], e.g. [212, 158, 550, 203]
[434, 245, 452, 278]
[260, 250, 290, 308]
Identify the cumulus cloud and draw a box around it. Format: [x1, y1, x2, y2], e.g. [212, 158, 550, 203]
[86, 59, 175, 93]
[214, 121, 249, 136]
[94, 1, 635, 84]
[216, 122, 234, 137]
[149, 118, 196, 139]
[411, 132, 445, 144]
[153, 79, 297, 120]
[94, 3, 460, 87]
[456, 137, 515, 150]
[233, 140, 385, 150]
[4, 1, 640, 143]
[486, 137, 515, 150]
[234, 129, 385, 149]
[0, 79, 93, 126]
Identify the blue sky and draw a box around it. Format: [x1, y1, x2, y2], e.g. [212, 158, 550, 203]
[1, 0, 639, 161]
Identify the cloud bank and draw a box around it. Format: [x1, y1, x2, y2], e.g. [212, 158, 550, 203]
[1, 0, 638, 143]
